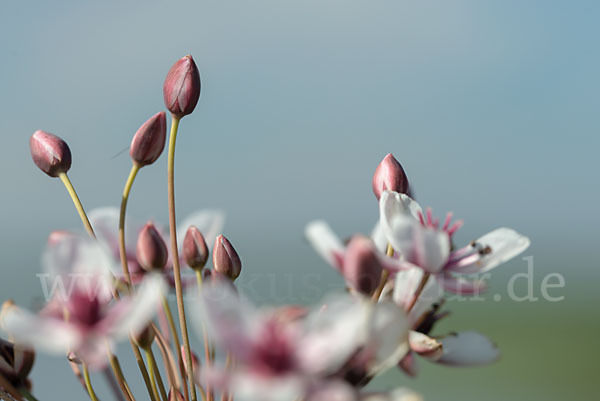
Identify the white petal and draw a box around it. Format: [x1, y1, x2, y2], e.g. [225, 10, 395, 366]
[437, 331, 499, 366]
[466, 227, 531, 273]
[379, 191, 423, 226]
[190, 281, 257, 359]
[440, 276, 487, 295]
[370, 221, 388, 254]
[305, 220, 345, 270]
[42, 234, 115, 300]
[367, 301, 410, 376]
[381, 210, 450, 273]
[392, 268, 444, 324]
[299, 294, 371, 375]
[392, 267, 425, 311]
[89, 207, 140, 257]
[177, 210, 226, 252]
[1, 307, 79, 355]
[102, 274, 167, 339]
[230, 371, 304, 401]
[407, 275, 444, 325]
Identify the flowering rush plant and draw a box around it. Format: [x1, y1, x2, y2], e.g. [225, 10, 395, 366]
[0, 55, 530, 401]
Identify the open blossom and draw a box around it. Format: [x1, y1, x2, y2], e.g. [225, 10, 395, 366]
[0, 234, 166, 368]
[88, 207, 225, 284]
[379, 190, 531, 294]
[192, 283, 409, 401]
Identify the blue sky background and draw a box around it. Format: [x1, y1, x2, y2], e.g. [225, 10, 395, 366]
[1, 1, 598, 400]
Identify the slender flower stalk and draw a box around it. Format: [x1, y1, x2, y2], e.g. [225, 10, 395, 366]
[119, 163, 141, 287]
[195, 272, 213, 401]
[107, 350, 135, 401]
[146, 347, 169, 401]
[371, 244, 394, 301]
[82, 364, 100, 401]
[161, 296, 191, 401]
[166, 115, 197, 401]
[58, 172, 96, 238]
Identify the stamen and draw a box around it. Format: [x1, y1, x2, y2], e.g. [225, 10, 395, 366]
[447, 220, 463, 236]
[426, 208, 434, 227]
[442, 212, 453, 231]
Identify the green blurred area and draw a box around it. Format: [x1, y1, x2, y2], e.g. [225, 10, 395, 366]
[369, 290, 598, 401]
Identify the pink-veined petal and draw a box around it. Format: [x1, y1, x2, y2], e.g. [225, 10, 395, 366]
[440, 276, 487, 295]
[397, 352, 418, 377]
[191, 282, 257, 361]
[379, 191, 423, 225]
[229, 371, 305, 401]
[101, 274, 167, 340]
[366, 301, 410, 376]
[437, 331, 499, 366]
[370, 222, 389, 254]
[89, 207, 140, 257]
[305, 221, 345, 270]
[1, 307, 79, 355]
[455, 228, 531, 274]
[299, 294, 371, 376]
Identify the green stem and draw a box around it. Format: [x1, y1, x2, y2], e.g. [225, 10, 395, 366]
[146, 347, 169, 401]
[58, 172, 95, 238]
[119, 163, 141, 288]
[161, 295, 190, 401]
[196, 272, 213, 401]
[371, 244, 394, 301]
[167, 116, 197, 401]
[82, 364, 100, 401]
[131, 340, 158, 401]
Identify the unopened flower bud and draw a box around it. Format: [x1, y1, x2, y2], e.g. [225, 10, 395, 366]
[163, 55, 201, 118]
[0, 338, 35, 389]
[183, 226, 209, 271]
[130, 112, 167, 167]
[29, 130, 72, 177]
[212, 235, 242, 280]
[136, 222, 169, 272]
[372, 153, 410, 200]
[134, 325, 155, 349]
[343, 236, 384, 296]
[67, 351, 82, 365]
[169, 389, 185, 401]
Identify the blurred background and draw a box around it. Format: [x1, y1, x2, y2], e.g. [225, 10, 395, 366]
[1, 1, 598, 400]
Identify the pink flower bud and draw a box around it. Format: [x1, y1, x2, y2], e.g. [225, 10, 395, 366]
[134, 325, 155, 349]
[212, 235, 242, 280]
[169, 389, 185, 401]
[163, 55, 201, 118]
[372, 153, 410, 200]
[130, 112, 167, 167]
[29, 130, 72, 177]
[343, 236, 384, 296]
[136, 222, 169, 272]
[183, 226, 209, 271]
